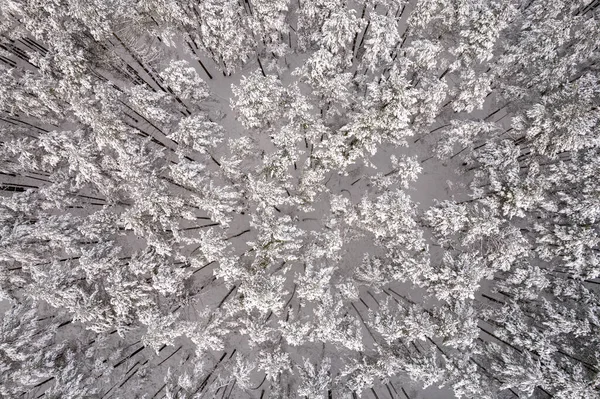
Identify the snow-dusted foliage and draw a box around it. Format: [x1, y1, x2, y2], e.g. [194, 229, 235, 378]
[0, 0, 599, 398]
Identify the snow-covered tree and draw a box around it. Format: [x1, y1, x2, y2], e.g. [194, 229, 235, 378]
[1, 1, 599, 398]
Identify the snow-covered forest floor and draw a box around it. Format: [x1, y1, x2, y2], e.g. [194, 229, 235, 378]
[1, 0, 600, 398]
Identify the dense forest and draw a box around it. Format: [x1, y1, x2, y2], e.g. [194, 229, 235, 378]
[0, 0, 599, 398]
